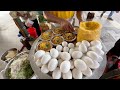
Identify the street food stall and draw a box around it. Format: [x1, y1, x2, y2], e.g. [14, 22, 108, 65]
[0, 19, 108, 79]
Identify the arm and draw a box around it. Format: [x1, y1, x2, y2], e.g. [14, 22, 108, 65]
[76, 11, 83, 24]
[43, 11, 74, 32]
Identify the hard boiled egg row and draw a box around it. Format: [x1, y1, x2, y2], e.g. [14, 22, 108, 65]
[34, 40, 104, 79]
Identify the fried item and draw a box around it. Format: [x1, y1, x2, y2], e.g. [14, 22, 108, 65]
[51, 36, 63, 45]
[38, 41, 52, 51]
[63, 33, 76, 41]
[41, 31, 53, 40]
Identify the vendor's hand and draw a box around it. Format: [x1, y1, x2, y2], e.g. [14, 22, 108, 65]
[60, 20, 74, 32]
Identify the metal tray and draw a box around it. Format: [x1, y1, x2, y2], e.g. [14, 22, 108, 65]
[28, 36, 107, 79]
[1, 51, 35, 79]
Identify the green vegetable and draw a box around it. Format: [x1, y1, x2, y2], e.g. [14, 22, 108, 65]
[16, 60, 34, 79]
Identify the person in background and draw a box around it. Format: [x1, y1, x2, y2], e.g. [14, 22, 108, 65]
[43, 11, 82, 32]
[105, 39, 120, 73]
[100, 11, 115, 21]
[9, 11, 41, 36]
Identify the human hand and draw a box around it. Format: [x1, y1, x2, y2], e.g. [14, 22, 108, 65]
[60, 20, 74, 32]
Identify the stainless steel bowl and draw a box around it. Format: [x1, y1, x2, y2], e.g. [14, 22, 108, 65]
[1, 51, 35, 79]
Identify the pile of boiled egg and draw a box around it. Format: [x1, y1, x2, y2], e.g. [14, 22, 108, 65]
[34, 40, 104, 79]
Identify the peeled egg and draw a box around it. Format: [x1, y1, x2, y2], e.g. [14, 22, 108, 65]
[58, 59, 63, 67]
[48, 59, 58, 71]
[60, 52, 71, 61]
[79, 43, 87, 53]
[60, 61, 71, 73]
[34, 50, 45, 60]
[63, 70, 72, 79]
[63, 47, 69, 52]
[72, 51, 83, 59]
[81, 67, 93, 77]
[50, 48, 59, 58]
[41, 53, 51, 64]
[76, 42, 81, 47]
[81, 56, 94, 67]
[52, 67, 61, 79]
[90, 46, 104, 56]
[89, 60, 100, 69]
[74, 47, 80, 51]
[87, 51, 99, 61]
[56, 45, 63, 51]
[82, 40, 90, 47]
[41, 65, 49, 73]
[70, 60, 74, 69]
[68, 43, 74, 48]
[69, 48, 75, 55]
[74, 59, 87, 71]
[35, 59, 42, 67]
[72, 68, 83, 79]
[90, 40, 101, 46]
[62, 41, 68, 47]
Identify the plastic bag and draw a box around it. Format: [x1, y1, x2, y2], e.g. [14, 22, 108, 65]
[77, 21, 102, 42]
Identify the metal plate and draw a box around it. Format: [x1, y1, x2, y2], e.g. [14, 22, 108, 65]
[28, 35, 107, 79]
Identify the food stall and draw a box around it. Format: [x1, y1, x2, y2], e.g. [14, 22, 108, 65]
[0, 20, 107, 79]
[28, 21, 107, 79]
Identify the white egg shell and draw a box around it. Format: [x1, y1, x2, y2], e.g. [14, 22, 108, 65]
[68, 43, 74, 48]
[45, 52, 50, 55]
[60, 61, 71, 73]
[56, 45, 63, 51]
[74, 59, 87, 71]
[90, 46, 103, 55]
[41, 65, 49, 73]
[79, 43, 87, 53]
[81, 56, 94, 67]
[41, 53, 51, 64]
[34, 50, 45, 60]
[97, 56, 103, 62]
[81, 67, 93, 77]
[63, 47, 69, 52]
[76, 42, 81, 47]
[87, 51, 99, 61]
[62, 41, 68, 47]
[60, 52, 71, 61]
[58, 59, 63, 67]
[70, 60, 74, 69]
[89, 60, 100, 69]
[63, 70, 72, 79]
[69, 48, 75, 55]
[72, 68, 83, 79]
[35, 59, 42, 67]
[82, 40, 90, 47]
[50, 48, 59, 58]
[90, 40, 101, 46]
[48, 59, 58, 71]
[52, 67, 61, 79]
[72, 51, 83, 59]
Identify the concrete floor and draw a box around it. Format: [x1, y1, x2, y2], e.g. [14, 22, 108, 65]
[0, 11, 120, 75]
[0, 11, 22, 58]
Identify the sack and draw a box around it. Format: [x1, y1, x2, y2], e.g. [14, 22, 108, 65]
[86, 12, 95, 21]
